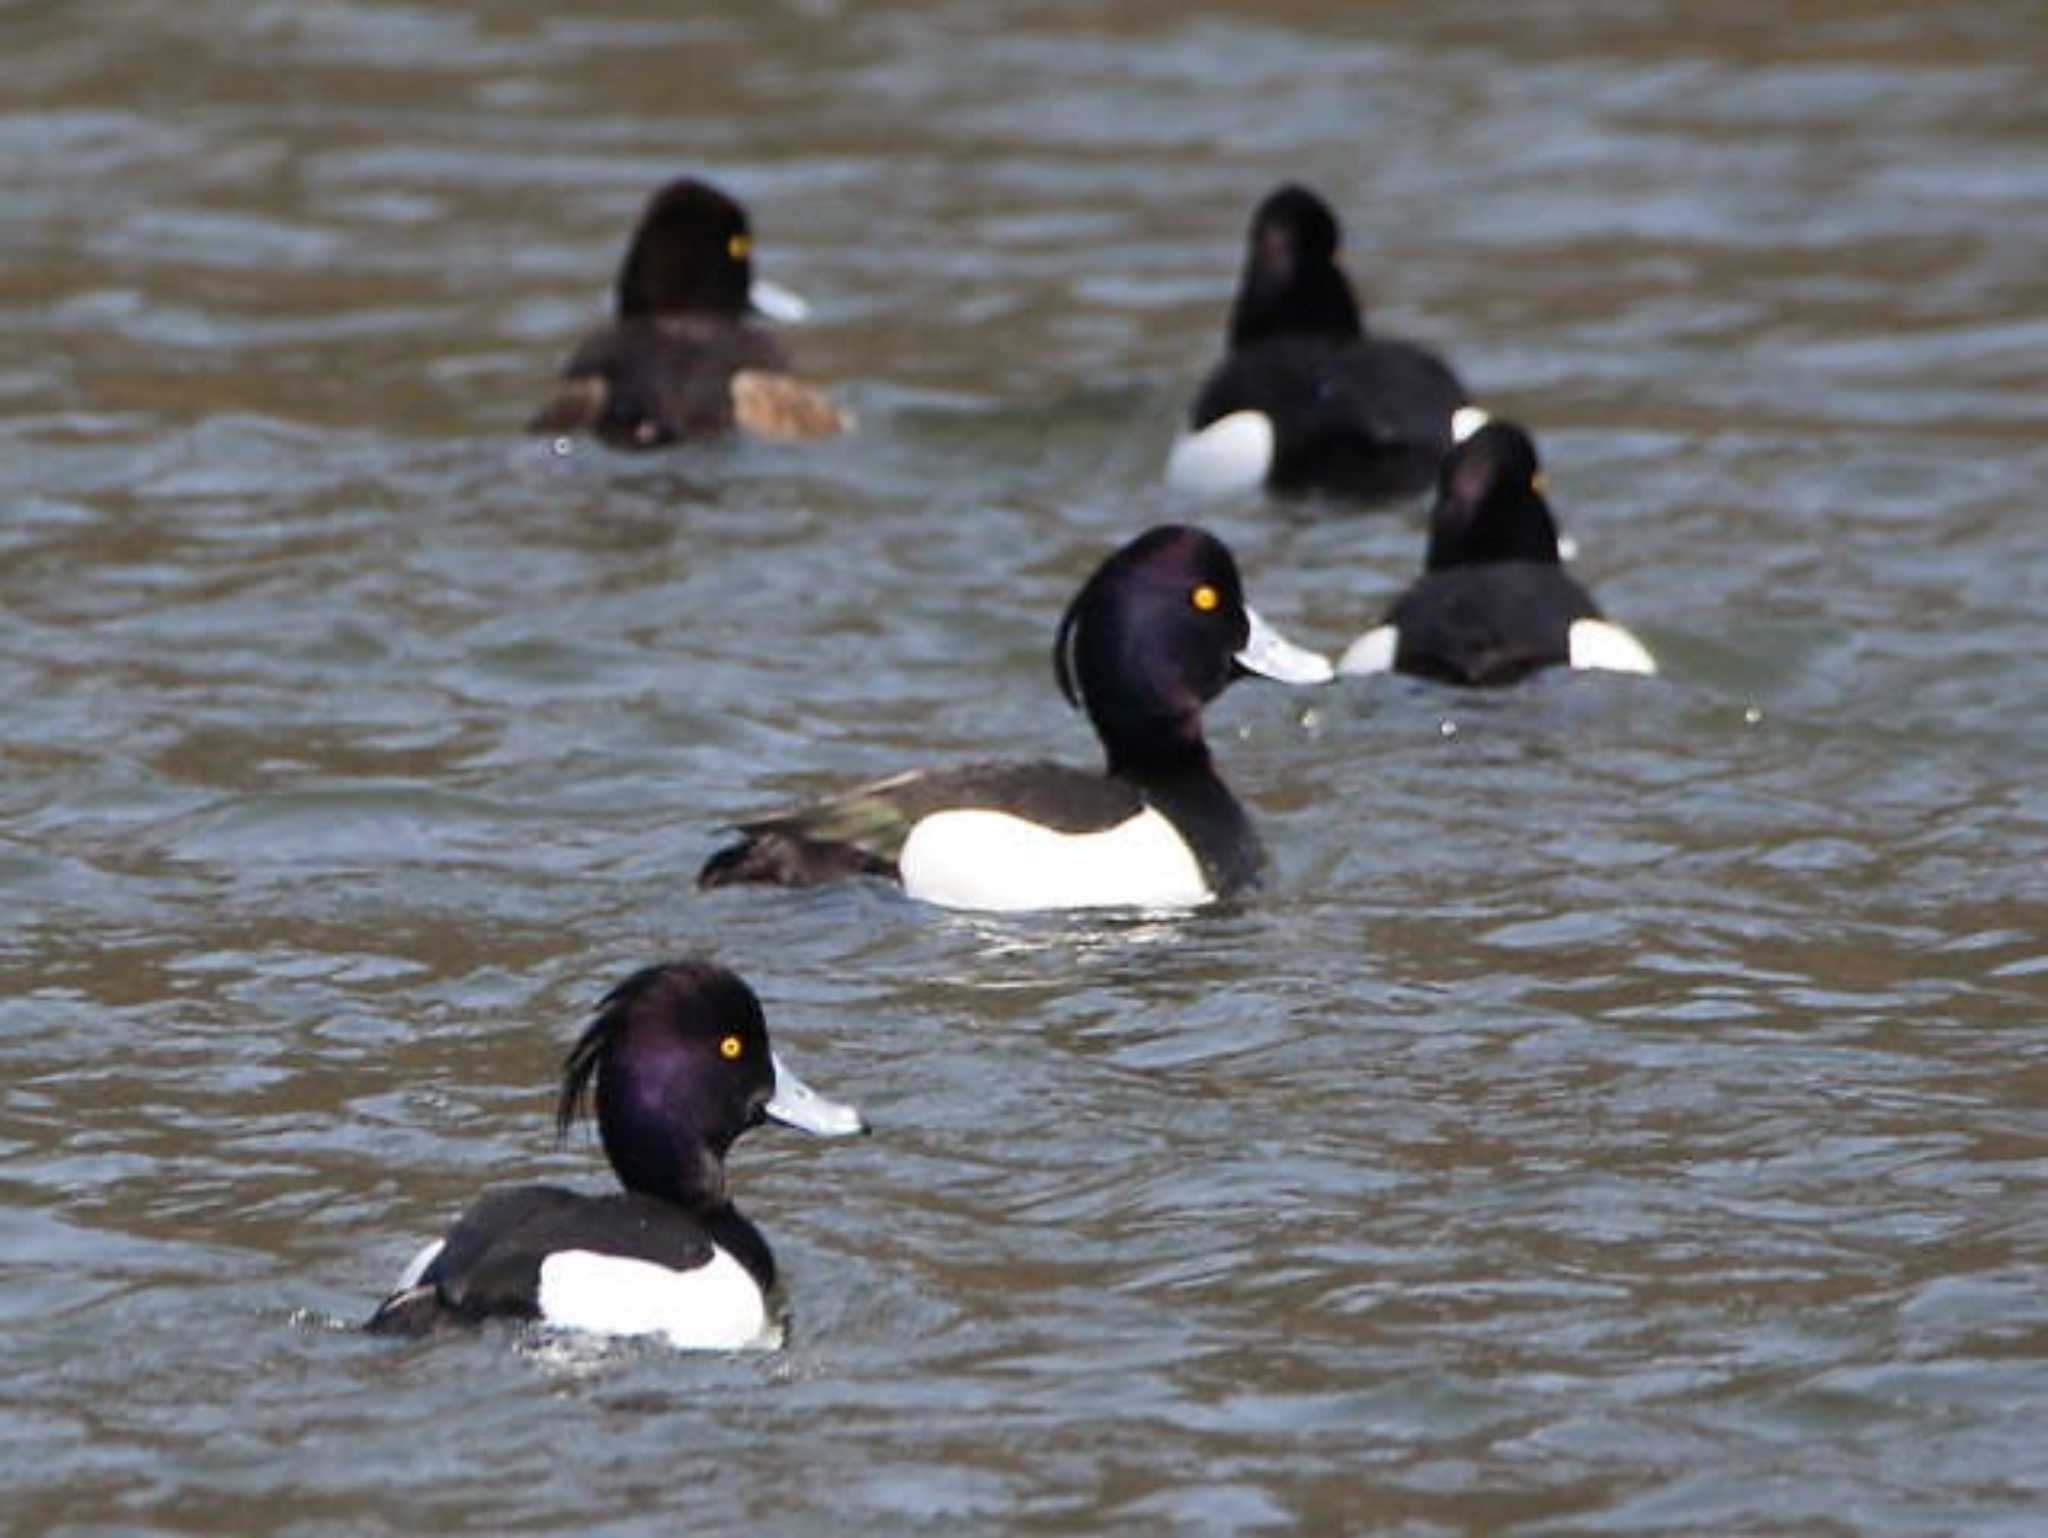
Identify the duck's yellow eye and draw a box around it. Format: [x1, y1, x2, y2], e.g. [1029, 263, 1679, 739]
[719, 1035, 743, 1060]
[727, 234, 750, 261]
[1191, 584, 1220, 613]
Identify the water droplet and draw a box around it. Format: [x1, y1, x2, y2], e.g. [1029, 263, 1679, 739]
[551, 436, 574, 458]
[1439, 719, 1459, 739]
[1744, 704, 1764, 726]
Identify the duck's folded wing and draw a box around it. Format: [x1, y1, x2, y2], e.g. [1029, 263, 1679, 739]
[364, 1184, 583, 1335]
[730, 369, 850, 439]
[526, 325, 649, 438]
[1386, 565, 1599, 687]
[527, 317, 797, 446]
[699, 761, 1143, 889]
[1341, 337, 1469, 445]
[526, 375, 611, 434]
[367, 1188, 722, 1334]
[448, 1193, 718, 1319]
[1189, 339, 1464, 501]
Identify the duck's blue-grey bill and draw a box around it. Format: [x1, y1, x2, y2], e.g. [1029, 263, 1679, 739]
[1237, 608, 1335, 685]
[748, 279, 811, 323]
[766, 1051, 868, 1136]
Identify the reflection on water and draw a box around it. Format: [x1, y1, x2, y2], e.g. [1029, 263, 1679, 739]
[3, 1, 2047, 1534]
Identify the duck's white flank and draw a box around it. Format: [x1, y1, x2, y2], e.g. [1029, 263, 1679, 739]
[536, 1246, 776, 1352]
[1568, 619, 1657, 675]
[1450, 405, 1491, 443]
[899, 805, 1212, 913]
[1164, 410, 1275, 496]
[1336, 625, 1400, 677]
[393, 1239, 445, 1291]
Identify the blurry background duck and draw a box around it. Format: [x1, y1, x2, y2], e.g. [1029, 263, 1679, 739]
[365, 961, 865, 1352]
[1338, 417, 1656, 686]
[1167, 184, 1474, 505]
[527, 177, 849, 449]
[700, 525, 1333, 912]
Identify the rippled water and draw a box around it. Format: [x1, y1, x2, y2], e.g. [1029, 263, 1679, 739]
[4, 1, 2046, 1533]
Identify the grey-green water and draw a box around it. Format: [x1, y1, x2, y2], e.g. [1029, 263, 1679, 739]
[3, 1, 2046, 1533]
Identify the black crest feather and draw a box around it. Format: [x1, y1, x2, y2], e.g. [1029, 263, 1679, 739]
[556, 962, 672, 1140]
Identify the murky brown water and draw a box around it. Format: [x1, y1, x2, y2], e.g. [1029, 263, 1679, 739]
[4, 1, 2046, 1533]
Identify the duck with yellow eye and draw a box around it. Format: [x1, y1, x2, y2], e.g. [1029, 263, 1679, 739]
[527, 177, 848, 450]
[365, 960, 866, 1352]
[1337, 417, 1657, 686]
[700, 525, 1334, 912]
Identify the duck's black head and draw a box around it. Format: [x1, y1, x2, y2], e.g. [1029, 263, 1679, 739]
[1425, 420, 1564, 571]
[1226, 183, 1365, 351]
[557, 960, 865, 1206]
[1053, 525, 1331, 774]
[614, 178, 756, 320]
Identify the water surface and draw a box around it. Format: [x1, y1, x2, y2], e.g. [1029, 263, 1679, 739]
[3, 1, 2046, 1534]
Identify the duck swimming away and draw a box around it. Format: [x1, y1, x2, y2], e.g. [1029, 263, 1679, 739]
[1338, 418, 1656, 686]
[1167, 183, 1474, 504]
[527, 177, 848, 450]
